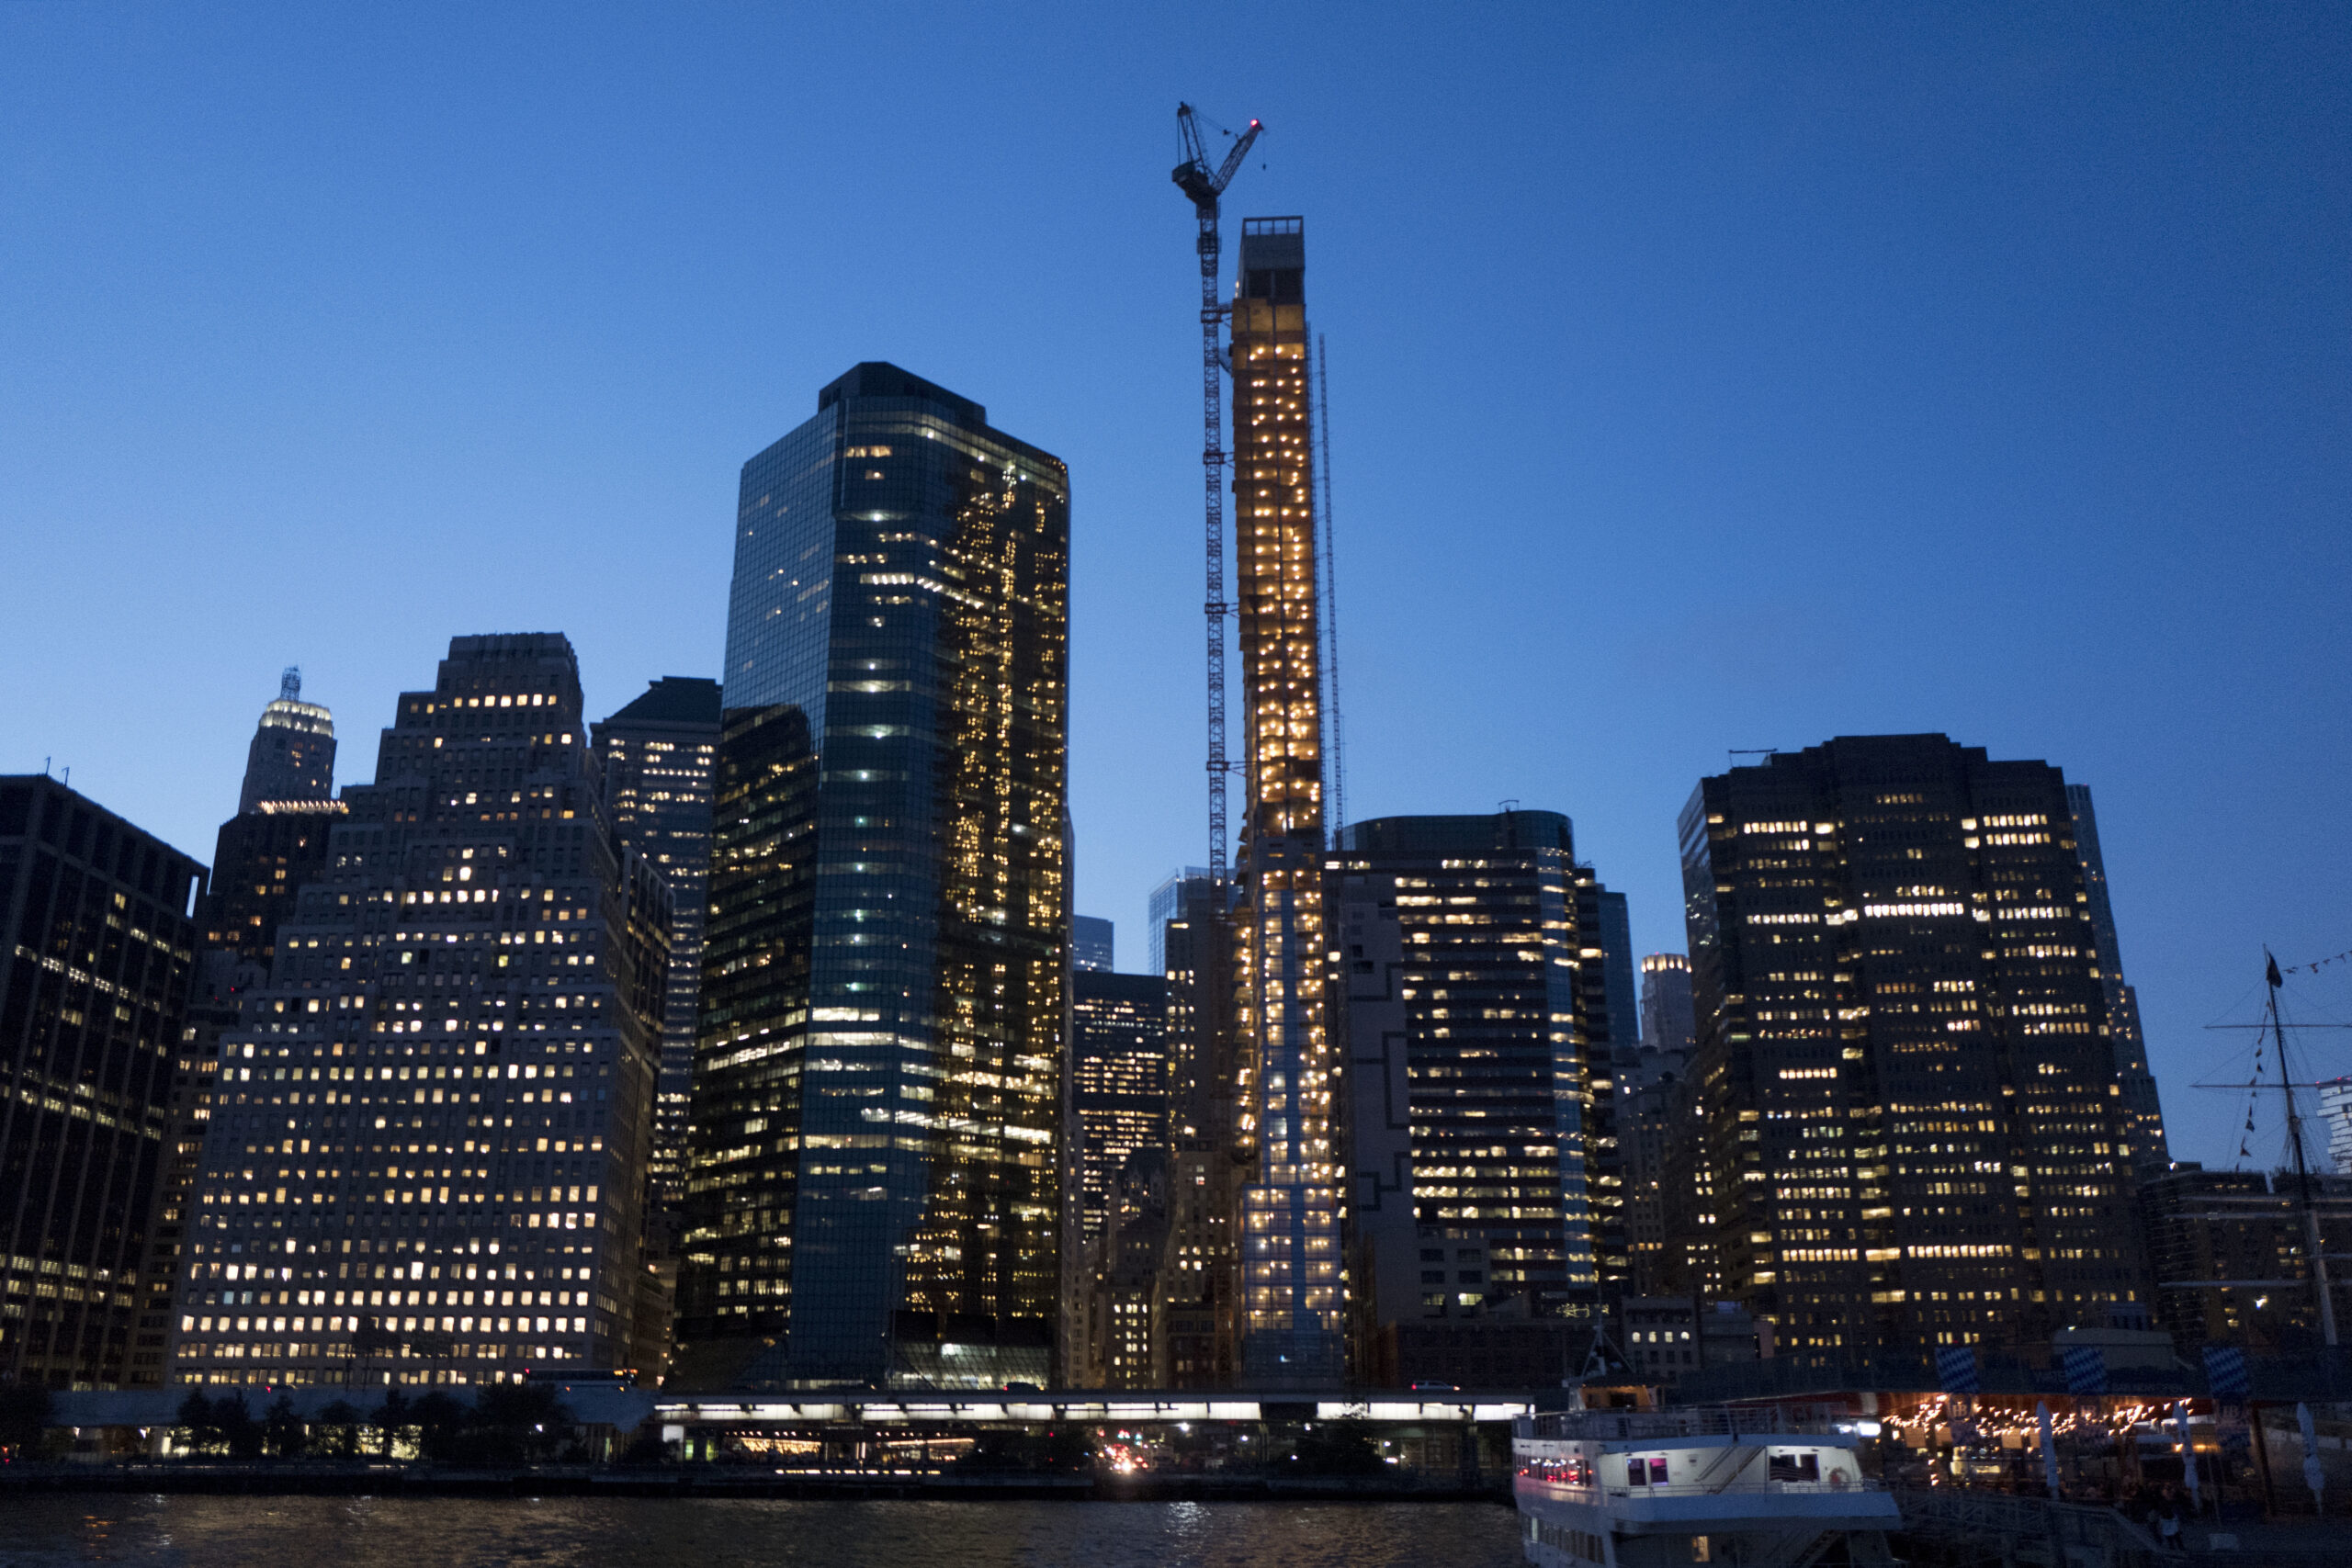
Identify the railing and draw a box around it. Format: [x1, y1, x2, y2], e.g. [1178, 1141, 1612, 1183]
[1517, 1404, 1858, 1441]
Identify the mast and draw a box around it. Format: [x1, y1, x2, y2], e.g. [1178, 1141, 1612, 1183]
[2267, 951, 2338, 1347]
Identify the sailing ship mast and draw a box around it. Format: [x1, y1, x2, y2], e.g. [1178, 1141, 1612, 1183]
[2264, 951, 2339, 1347]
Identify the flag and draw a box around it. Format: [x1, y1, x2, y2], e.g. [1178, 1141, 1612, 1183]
[2267, 954, 2282, 988]
[1936, 1345, 1980, 1394]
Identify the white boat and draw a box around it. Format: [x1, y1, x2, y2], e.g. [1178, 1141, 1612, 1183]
[1513, 1405, 1901, 1568]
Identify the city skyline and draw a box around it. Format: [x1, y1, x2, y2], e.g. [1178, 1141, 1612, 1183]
[5, 5, 2349, 1180]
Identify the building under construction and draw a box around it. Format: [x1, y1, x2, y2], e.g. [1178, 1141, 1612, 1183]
[1227, 217, 1346, 1386]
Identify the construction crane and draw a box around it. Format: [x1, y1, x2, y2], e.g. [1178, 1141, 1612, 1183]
[1171, 102, 1262, 882]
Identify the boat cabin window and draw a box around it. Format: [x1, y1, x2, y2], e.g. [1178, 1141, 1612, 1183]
[1626, 1456, 1669, 1485]
[1768, 1450, 1820, 1482]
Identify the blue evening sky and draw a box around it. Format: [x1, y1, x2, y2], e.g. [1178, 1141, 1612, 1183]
[4, 5, 2346, 1168]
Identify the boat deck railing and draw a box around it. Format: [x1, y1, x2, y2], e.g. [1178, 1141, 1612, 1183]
[1516, 1404, 1859, 1442]
[1519, 1473, 1889, 1500]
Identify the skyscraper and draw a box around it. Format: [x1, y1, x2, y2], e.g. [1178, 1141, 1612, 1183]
[0, 776, 206, 1388]
[1334, 811, 1602, 1366]
[1156, 870, 1240, 1387]
[237, 668, 337, 815]
[2064, 784, 2169, 1183]
[1595, 889, 1638, 1051]
[1146, 867, 1210, 977]
[1676, 735, 2149, 1356]
[1227, 217, 1344, 1386]
[1639, 954, 1696, 1055]
[1626, 954, 1699, 1295]
[1069, 970, 1169, 1241]
[593, 679, 719, 1222]
[1072, 916, 1114, 974]
[679, 363, 1069, 1390]
[1069, 970, 1170, 1388]
[139, 672, 348, 1382]
[166, 634, 671, 1386]
[204, 671, 345, 965]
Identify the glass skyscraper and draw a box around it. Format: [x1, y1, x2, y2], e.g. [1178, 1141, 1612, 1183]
[680, 363, 1069, 1390]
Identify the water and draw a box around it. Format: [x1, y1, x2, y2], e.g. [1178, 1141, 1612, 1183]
[0, 1495, 1522, 1567]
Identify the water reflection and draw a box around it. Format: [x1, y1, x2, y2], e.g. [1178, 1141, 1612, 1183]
[0, 1496, 1521, 1567]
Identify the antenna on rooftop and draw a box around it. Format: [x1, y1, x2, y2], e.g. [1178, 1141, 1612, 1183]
[281, 666, 302, 702]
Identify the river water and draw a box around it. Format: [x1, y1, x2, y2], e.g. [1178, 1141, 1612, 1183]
[0, 1495, 1523, 1567]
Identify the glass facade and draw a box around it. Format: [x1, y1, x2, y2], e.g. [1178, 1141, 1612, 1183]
[683, 363, 1069, 1390]
[1678, 734, 2149, 1355]
[165, 634, 670, 1386]
[2064, 784, 2170, 1183]
[594, 680, 720, 1235]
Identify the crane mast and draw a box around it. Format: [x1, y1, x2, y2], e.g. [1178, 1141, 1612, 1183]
[1172, 103, 1261, 880]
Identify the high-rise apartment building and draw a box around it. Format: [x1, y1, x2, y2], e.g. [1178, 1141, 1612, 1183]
[237, 668, 337, 815]
[1227, 217, 1344, 1386]
[1072, 916, 1114, 974]
[0, 776, 205, 1388]
[679, 364, 1069, 1390]
[2064, 785, 2169, 1183]
[166, 634, 671, 1386]
[593, 679, 719, 1225]
[1676, 735, 2149, 1356]
[1334, 811, 1603, 1369]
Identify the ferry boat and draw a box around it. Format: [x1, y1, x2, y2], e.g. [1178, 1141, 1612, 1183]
[1513, 1405, 1900, 1568]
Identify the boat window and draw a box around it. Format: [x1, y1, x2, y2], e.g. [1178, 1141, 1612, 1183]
[1768, 1450, 1820, 1482]
[1649, 1457, 1670, 1484]
[1626, 1458, 1647, 1486]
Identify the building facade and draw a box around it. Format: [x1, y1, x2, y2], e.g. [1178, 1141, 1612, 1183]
[593, 679, 719, 1227]
[1676, 735, 2150, 1357]
[2141, 1162, 2352, 1351]
[1228, 217, 1344, 1386]
[1069, 970, 1169, 1242]
[679, 363, 1069, 1390]
[1334, 810, 1603, 1378]
[237, 668, 337, 816]
[140, 675, 349, 1384]
[166, 634, 671, 1386]
[1157, 871, 1240, 1387]
[1146, 867, 1210, 978]
[0, 776, 206, 1388]
[1072, 916, 1114, 975]
[2064, 785, 2169, 1184]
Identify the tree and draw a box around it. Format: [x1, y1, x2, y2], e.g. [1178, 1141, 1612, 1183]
[467, 1382, 574, 1464]
[264, 1394, 307, 1459]
[0, 1381, 54, 1460]
[314, 1399, 363, 1458]
[175, 1390, 223, 1455]
[370, 1386, 413, 1457]
[409, 1389, 468, 1462]
[216, 1394, 264, 1461]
